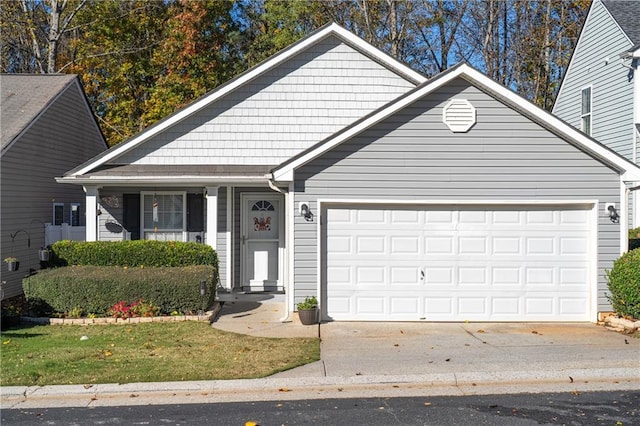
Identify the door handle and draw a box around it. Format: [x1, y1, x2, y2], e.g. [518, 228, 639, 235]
[420, 270, 425, 280]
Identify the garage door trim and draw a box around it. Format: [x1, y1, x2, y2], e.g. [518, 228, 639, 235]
[318, 199, 598, 322]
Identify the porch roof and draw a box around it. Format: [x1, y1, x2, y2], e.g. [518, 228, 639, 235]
[56, 164, 275, 186]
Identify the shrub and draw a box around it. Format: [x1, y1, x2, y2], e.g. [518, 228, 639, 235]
[50, 240, 217, 267]
[23, 265, 216, 316]
[107, 299, 160, 318]
[629, 227, 640, 240]
[606, 249, 640, 319]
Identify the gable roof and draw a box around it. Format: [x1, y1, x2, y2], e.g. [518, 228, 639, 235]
[602, 0, 640, 44]
[65, 23, 426, 178]
[1, 74, 78, 150]
[272, 62, 640, 183]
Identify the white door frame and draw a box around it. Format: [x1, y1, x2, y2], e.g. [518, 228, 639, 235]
[240, 192, 285, 291]
[318, 199, 599, 322]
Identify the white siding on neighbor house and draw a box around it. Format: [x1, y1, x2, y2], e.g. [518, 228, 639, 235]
[114, 36, 416, 166]
[1, 83, 105, 299]
[292, 79, 622, 313]
[553, 0, 635, 162]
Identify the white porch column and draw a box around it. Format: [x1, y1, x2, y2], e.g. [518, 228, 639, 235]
[83, 186, 99, 241]
[205, 186, 219, 249]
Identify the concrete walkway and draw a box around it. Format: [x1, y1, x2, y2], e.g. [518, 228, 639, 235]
[2, 295, 639, 408]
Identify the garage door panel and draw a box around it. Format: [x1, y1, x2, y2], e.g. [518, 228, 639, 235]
[325, 205, 593, 321]
[492, 267, 521, 285]
[390, 297, 420, 315]
[391, 236, 420, 254]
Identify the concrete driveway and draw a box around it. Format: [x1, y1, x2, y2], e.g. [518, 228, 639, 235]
[214, 294, 639, 382]
[304, 321, 639, 377]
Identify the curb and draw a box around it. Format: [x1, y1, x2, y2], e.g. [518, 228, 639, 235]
[3, 367, 639, 408]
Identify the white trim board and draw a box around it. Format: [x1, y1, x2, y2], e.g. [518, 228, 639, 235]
[316, 199, 600, 322]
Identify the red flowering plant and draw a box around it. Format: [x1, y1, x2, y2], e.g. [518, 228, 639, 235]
[107, 299, 160, 318]
[107, 300, 133, 319]
[131, 299, 160, 317]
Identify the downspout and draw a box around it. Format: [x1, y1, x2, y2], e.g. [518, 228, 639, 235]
[267, 175, 291, 322]
[267, 178, 286, 194]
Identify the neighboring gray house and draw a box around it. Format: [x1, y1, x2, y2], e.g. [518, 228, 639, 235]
[1, 74, 107, 299]
[553, 0, 640, 227]
[59, 24, 640, 323]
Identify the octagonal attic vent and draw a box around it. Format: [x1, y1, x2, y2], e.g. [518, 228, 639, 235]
[442, 99, 476, 132]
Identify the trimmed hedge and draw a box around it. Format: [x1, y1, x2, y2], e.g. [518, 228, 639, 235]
[606, 249, 640, 319]
[23, 265, 216, 316]
[50, 240, 216, 267]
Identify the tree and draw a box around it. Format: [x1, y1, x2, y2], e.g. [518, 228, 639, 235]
[409, 0, 470, 76]
[2, 0, 589, 145]
[67, 0, 170, 145]
[143, 0, 246, 124]
[1, 0, 88, 74]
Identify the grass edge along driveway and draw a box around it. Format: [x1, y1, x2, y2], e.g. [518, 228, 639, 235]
[1, 322, 320, 386]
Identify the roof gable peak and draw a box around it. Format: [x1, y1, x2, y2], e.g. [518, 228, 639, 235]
[68, 23, 425, 177]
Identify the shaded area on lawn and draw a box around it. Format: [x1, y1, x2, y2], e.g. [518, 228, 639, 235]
[0, 321, 319, 386]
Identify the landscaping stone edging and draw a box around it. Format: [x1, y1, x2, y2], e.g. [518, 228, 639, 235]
[18, 312, 215, 326]
[603, 316, 640, 333]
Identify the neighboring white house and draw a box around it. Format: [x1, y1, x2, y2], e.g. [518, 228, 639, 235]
[553, 0, 640, 227]
[59, 23, 640, 323]
[1, 74, 107, 299]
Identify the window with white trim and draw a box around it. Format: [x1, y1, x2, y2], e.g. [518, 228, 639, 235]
[70, 203, 81, 226]
[142, 192, 186, 240]
[53, 203, 64, 225]
[581, 86, 592, 136]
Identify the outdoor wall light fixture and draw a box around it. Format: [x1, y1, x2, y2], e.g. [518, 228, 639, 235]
[607, 203, 619, 223]
[299, 202, 313, 221]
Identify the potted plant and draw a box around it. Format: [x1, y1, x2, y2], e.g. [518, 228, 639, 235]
[4, 257, 18, 272]
[38, 247, 50, 262]
[297, 296, 319, 325]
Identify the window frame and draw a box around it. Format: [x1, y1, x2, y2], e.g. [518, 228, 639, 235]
[70, 203, 81, 227]
[580, 85, 592, 136]
[140, 191, 187, 237]
[53, 203, 64, 226]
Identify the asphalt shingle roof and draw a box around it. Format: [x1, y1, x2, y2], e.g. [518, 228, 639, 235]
[602, 0, 640, 45]
[1, 74, 77, 149]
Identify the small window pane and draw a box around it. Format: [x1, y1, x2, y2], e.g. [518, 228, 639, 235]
[582, 115, 591, 136]
[143, 194, 184, 232]
[53, 204, 64, 226]
[581, 87, 591, 115]
[70, 204, 81, 226]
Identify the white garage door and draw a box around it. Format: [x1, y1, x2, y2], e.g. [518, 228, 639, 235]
[324, 205, 593, 321]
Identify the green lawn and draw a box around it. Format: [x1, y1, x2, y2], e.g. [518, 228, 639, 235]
[0, 322, 319, 386]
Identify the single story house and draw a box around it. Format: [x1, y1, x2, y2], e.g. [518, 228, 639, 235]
[58, 24, 640, 322]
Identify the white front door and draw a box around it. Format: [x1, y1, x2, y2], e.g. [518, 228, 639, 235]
[241, 194, 283, 291]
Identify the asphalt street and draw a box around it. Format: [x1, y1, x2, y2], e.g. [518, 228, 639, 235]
[2, 390, 638, 425]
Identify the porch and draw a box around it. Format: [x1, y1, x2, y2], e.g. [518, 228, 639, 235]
[212, 293, 317, 339]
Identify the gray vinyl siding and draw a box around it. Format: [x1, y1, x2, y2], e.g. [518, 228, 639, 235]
[1, 83, 105, 299]
[293, 78, 622, 313]
[114, 36, 415, 166]
[553, 0, 635, 162]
